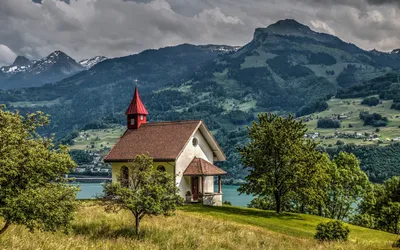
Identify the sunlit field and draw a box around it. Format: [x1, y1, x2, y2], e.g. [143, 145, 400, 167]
[0, 202, 397, 250]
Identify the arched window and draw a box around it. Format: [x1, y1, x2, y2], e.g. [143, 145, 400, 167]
[157, 165, 166, 172]
[120, 166, 129, 187]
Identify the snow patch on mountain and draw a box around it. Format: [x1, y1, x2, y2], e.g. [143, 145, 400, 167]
[79, 56, 107, 70]
[392, 49, 400, 54]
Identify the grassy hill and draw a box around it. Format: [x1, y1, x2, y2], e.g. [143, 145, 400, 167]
[303, 97, 400, 146]
[0, 202, 396, 249]
[71, 125, 125, 152]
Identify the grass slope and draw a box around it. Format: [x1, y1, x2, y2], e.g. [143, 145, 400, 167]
[71, 125, 124, 152]
[304, 97, 400, 146]
[0, 202, 396, 250]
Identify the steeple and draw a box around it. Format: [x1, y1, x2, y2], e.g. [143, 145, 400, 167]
[126, 86, 148, 129]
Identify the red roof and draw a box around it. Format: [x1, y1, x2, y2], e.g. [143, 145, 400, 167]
[104, 120, 201, 162]
[183, 157, 227, 176]
[125, 87, 149, 115]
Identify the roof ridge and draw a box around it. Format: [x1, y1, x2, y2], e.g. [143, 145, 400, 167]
[145, 120, 201, 126]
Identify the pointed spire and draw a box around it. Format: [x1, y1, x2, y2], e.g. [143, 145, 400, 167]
[125, 87, 149, 115]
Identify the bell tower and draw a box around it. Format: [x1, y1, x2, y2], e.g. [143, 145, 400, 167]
[125, 86, 148, 129]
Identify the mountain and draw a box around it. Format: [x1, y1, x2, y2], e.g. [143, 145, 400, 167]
[1, 56, 33, 75]
[79, 56, 108, 70]
[392, 49, 400, 54]
[0, 51, 84, 90]
[1, 19, 400, 179]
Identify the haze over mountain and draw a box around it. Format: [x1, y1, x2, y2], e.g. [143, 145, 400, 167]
[1, 19, 400, 179]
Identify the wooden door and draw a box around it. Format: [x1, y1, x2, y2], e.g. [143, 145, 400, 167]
[192, 177, 199, 201]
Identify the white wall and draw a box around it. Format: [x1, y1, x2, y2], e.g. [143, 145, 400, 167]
[176, 129, 214, 197]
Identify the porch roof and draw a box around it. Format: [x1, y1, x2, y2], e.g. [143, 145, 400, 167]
[183, 157, 227, 176]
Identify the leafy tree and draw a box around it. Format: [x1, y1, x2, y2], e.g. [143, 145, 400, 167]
[353, 176, 400, 234]
[361, 96, 380, 106]
[70, 149, 94, 165]
[238, 113, 326, 213]
[0, 105, 78, 235]
[317, 118, 341, 128]
[102, 154, 182, 236]
[359, 112, 388, 127]
[324, 153, 370, 220]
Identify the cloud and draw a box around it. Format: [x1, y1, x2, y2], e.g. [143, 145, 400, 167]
[0, 0, 399, 65]
[0, 44, 17, 66]
[310, 20, 336, 35]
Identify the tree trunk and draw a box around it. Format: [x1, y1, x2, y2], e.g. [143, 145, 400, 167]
[318, 205, 322, 217]
[0, 221, 10, 235]
[274, 192, 281, 213]
[135, 216, 140, 236]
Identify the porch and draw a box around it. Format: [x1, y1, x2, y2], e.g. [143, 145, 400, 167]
[183, 157, 227, 206]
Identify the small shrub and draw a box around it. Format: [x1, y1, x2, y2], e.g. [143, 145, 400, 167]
[336, 140, 345, 146]
[223, 200, 232, 206]
[314, 220, 350, 242]
[393, 238, 400, 248]
[376, 128, 380, 133]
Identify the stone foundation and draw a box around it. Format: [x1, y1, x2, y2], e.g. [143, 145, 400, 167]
[202, 193, 222, 206]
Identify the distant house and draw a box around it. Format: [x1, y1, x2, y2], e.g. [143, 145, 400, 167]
[104, 87, 227, 206]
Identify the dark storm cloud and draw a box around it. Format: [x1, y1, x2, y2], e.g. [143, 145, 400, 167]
[0, 0, 399, 66]
[367, 0, 400, 5]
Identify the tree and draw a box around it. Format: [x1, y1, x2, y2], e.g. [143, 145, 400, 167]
[102, 154, 182, 236]
[70, 149, 94, 165]
[353, 176, 400, 234]
[238, 113, 326, 213]
[324, 152, 370, 220]
[317, 118, 341, 128]
[0, 105, 78, 235]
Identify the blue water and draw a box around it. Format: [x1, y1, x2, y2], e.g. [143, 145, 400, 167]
[74, 183, 253, 207]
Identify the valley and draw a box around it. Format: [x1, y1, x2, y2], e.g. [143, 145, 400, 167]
[1, 19, 400, 182]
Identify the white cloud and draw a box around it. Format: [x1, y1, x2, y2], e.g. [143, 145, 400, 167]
[310, 20, 336, 35]
[0, 0, 400, 64]
[0, 44, 17, 66]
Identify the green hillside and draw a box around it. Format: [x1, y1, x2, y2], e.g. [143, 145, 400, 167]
[2, 20, 400, 180]
[303, 97, 400, 146]
[0, 202, 396, 250]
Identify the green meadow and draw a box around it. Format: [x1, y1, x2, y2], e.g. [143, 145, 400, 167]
[0, 202, 397, 250]
[304, 97, 400, 146]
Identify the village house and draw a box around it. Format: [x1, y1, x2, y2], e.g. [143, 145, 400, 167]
[104, 87, 227, 206]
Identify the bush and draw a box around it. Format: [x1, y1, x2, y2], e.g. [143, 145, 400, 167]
[336, 140, 345, 146]
[393, 238, 400, 248]
[314, 221, 350, 242]
[223, 201, 232, 206]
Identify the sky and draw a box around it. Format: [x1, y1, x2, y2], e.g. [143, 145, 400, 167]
[0, 0, 399, 66]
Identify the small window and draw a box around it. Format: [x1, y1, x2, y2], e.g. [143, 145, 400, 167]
[130, 119, 135, 125]
[192, 138, 198, 147]
[157, 165, 166, 172]
[140, 115, 144, 121]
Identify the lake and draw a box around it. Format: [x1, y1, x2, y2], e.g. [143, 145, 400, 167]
[74, 183, 253, 207]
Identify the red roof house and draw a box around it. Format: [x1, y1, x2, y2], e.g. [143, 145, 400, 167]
[104, 86, 227, 206]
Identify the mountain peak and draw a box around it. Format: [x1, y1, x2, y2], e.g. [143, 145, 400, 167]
[47, 50, 70, 59]
[262, 19, 313, 35]
[12, 55, 32, 67]
[253, 19, 319, 41]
